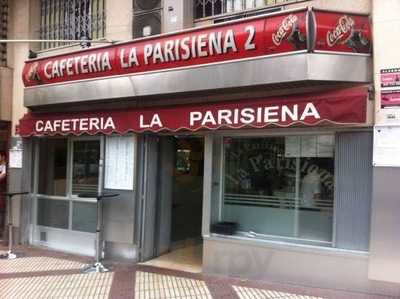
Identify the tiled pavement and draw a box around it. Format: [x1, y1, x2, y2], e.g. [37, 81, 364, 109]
[0, 246, 397, 299]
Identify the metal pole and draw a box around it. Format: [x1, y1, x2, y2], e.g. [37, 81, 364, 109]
[7, 195, 12, 254]
[82, 196, 109, 273]
[95, 198, 102, 264]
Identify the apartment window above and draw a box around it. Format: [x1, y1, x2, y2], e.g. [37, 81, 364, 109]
[195, 0, 306, 20]
[40, 0, 106, 50]
[133, 0, 162, 39]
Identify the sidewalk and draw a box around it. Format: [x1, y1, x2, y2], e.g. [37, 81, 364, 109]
[0, 246, 396, 299]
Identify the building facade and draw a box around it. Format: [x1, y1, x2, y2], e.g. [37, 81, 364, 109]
[2, 0, 400, 296]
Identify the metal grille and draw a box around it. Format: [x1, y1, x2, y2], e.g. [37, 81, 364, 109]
[195, 0, 306, 19]
[40, 0, 106, 50]
[0, 0, 8, 66]
[334, 132, 372, 251]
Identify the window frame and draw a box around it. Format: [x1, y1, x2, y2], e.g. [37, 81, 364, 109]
[217, 132, 337, 248]
[33, 135, 104, 233]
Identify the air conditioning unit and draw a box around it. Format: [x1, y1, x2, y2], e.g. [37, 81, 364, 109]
[133, 0, 162, 39]
[134, 0, 161, 12]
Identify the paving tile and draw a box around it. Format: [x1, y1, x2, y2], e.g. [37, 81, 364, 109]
[232, 285, 326, 299]
[0, 245, 397, 299]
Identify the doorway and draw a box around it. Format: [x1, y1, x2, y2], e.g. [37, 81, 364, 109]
[142, 136, 204, 273]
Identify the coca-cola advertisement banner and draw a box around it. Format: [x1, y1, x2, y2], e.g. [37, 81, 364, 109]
[312, 10, 371, 53]
[17, 87, 367, 137]
[22, 9, 371, 87]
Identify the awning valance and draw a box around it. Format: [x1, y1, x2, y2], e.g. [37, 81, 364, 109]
[17, 87, 368, 137]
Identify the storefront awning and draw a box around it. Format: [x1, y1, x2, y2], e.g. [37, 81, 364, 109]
[17, 87, 368, 137]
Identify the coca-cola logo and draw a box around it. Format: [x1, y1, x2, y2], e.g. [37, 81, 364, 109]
[272, 14, 298, 46]
[326, 15, 355, 47]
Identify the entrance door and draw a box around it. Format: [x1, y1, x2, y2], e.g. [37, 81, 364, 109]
[171, 137, 204, 248]
[140, 136, 204, 271]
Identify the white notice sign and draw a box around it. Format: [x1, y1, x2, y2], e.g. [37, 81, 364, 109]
[105, 135, 135, 190]
[373, 125, 400, 167]
[285, 136, 301, 157]
[9, 149, 23, 168]
[301, 136, 317, 157]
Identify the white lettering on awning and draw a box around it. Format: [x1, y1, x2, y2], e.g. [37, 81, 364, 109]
[189, 103, 321, 127]
[35, 117, 116, 133]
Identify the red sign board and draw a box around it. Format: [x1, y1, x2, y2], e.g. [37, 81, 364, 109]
[313, 10, 371, 53]
[17, 87, 367, 137]
[23, 9, 308, 87]
[22, 9, 371, 87]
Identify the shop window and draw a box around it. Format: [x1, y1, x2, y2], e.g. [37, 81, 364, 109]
[37, 197, 69, 229]
[39, 0, 106, 50]
[38, 139, 68, 196]
[220, 135, 335, 245]
[36, 137, 101, 234]
[195, 0, 305, 20]
[72, 140, 100, 194]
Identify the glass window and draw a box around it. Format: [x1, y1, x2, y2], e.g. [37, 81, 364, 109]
[37, 197, 69, 229]
[36, 137, 102, 235]
[38, 139, 68, 196]
[72, 140, 100, 195]
[221, 135, 335, 244]
[72, 201, 97, 233]
[194, 0, 305, 19]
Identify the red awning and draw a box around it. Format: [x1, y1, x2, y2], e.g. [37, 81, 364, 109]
[17, 87, 368, 137]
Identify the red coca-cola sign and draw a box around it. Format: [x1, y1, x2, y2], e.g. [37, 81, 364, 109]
[266, 11, 308, 53]
[312, 10, 371, 53]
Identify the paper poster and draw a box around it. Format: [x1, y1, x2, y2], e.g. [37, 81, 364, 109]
[9, 149, 23, 168]
[317, 135, 335, 157]
[301, 136, 317, 157]
[381, 68, 400, 88]
[381, 90, 400, 108]
[104, 135, 135, 190]
[373, 125, 400, 167]
[285, 135, 334, 158]
[285, 136, 301, 157]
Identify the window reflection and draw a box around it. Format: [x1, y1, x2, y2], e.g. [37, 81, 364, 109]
[38, 139, 68, 196]
[222, 135, 334, 243]
[72, 140, 100, 194]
